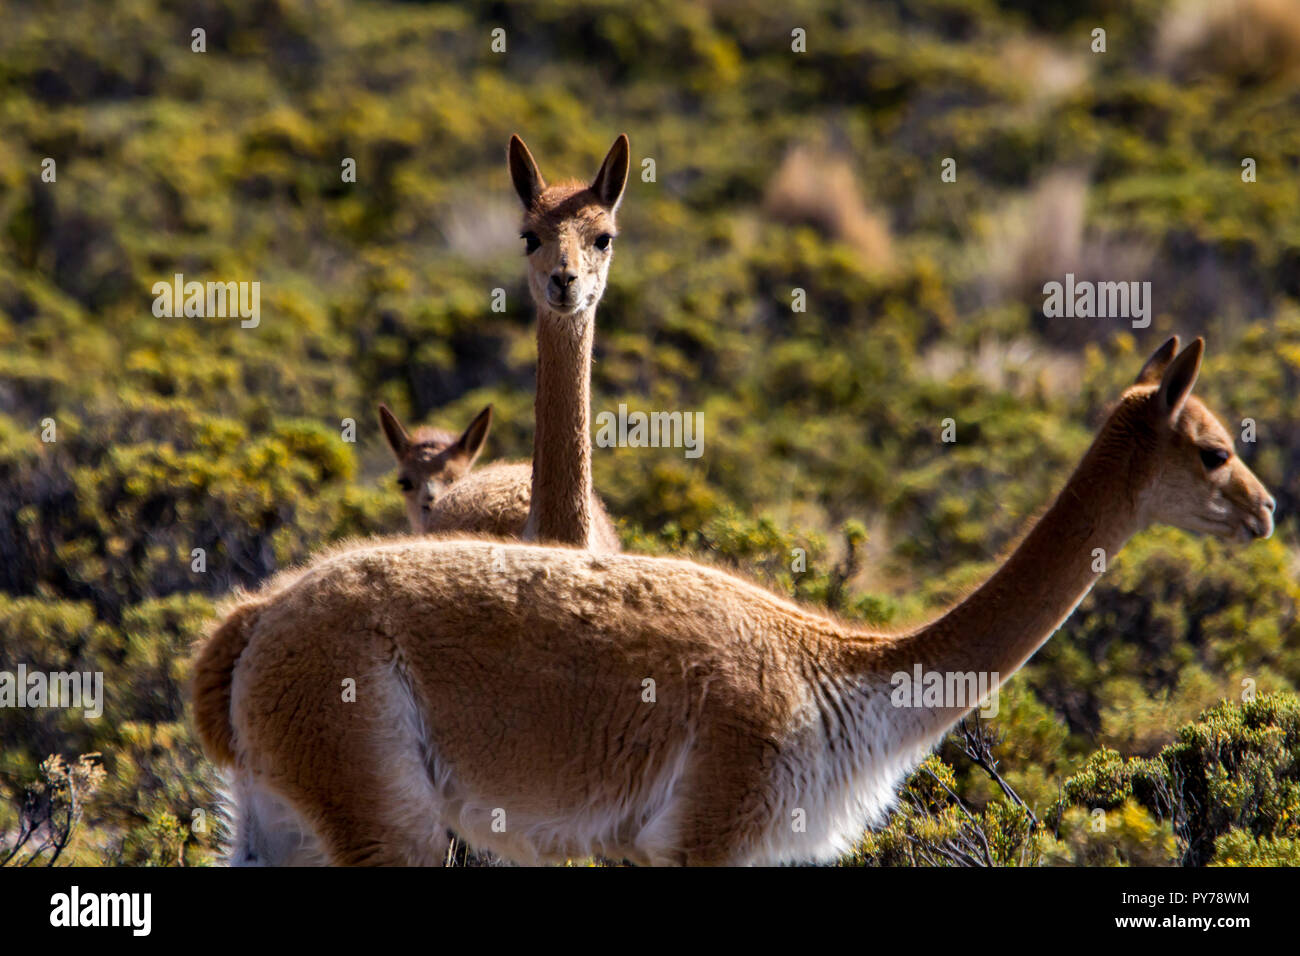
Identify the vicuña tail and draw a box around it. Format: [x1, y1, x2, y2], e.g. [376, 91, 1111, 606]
[192, 601, 260, 766]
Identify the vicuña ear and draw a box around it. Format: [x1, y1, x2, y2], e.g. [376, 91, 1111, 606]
[590, 134, 629, 212]
[1135, 336, 1180, 385]
[1157, 337, 1204, 420]
[509, 135, 546, 210]
[378, 403, 411, 461]
[455, 404, 493, 465]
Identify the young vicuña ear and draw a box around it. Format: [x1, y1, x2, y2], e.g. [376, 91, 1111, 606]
[1157, 337, 1204, 420]
[590, 134, 629, 212]
[378, 403, 411, 461]
[509, 135, 546, 210]
[1134, 336, 1180, 385]
[454, 404, 493, 465]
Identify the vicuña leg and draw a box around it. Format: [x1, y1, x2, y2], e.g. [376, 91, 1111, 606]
[235, 640, 452, 867]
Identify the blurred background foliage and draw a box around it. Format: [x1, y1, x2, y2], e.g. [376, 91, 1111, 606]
[0, 0, 1297, 865]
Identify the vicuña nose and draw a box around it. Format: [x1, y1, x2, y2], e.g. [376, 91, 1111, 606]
[1264, 494, 1276, 512]
[549, 271, 576, 292]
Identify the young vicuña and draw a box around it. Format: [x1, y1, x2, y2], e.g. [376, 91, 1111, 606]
[377, 402, 493, 534]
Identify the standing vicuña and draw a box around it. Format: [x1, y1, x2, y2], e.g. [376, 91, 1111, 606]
[377, 402, 493, 534]
[420, 134, 628, 553]
[193, 337, 1274, 866]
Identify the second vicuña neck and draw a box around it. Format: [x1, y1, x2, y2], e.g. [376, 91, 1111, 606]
[528, 305, 596, 547]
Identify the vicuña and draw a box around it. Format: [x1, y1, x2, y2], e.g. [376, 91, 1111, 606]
[419, 134, 628, 553]
[193, 337, 1274, 866]
[377, 402, 493, 534]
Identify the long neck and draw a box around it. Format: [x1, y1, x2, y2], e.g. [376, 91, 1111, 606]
[527, 305, 595, 547]
[842, 420, 1147, 749]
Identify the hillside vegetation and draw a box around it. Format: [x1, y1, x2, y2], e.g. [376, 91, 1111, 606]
[1, 0, 1298, 865]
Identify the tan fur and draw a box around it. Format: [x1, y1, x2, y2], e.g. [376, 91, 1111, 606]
[413, 136, 629, 553]
[194, 338, 1275, 866]
[191, 601, 260, 766]
[424, 460, 620, 552]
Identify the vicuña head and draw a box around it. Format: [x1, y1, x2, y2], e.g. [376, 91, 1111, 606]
[510, 133, 628, 317]
[194, 337, 1274, 867]
[1125, 336, 1273, 540]
[377, 402, 492, 533]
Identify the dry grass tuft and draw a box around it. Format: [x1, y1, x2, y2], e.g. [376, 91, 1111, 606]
[1158, 0, 1300, 83]
[763, 145, 894, 269]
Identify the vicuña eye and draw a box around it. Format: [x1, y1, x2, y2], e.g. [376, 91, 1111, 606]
[1199, 448, 1231, 470]
[594, 233, 613, 251]
[397, 477, 414, 491]
[521, 231, 540, 254]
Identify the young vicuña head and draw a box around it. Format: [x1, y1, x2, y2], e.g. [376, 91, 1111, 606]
[378, 402, 492, 534]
